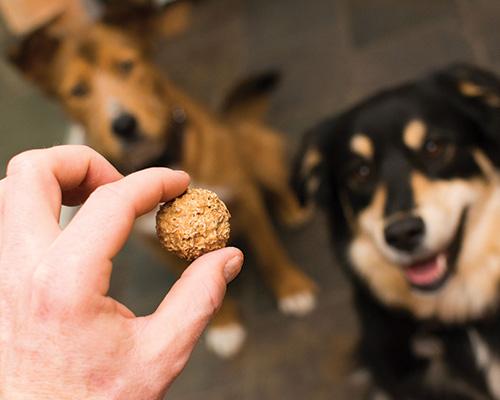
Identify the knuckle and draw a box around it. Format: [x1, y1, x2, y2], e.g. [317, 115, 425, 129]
[90, 183, 135, 217]
[30, 281, 60, 320]
[30, 269, 80, 320]
[6, 150, 43, 176]
[71, 144, 95, 154]
[90, 184, 124, 206]
[68, 144, 100, 160]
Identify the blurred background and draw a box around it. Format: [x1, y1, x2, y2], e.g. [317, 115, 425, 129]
[1, 0, 500, 398]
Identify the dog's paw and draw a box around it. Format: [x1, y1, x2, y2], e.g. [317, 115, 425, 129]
[278, 290, 316, 316]
[205, 323, 246, 359]
[370, 390, 391, 400]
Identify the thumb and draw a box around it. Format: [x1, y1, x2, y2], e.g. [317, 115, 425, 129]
[139, 247, 243, 371]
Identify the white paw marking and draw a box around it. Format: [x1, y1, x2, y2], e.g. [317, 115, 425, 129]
[278, 291, 316, 316]
[205, 323, 246, 359]
[348, 367, 372, 386]
[372, 390, 391, 400]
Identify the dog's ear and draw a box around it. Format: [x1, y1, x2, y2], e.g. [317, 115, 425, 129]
[153, 0, 193, 39]
[221, 70, 280, 121]
[102, 0, 193, 43]
[433, 64, 500, 166]
[8, 29, 61, 95]
[291, 120, 331, 207]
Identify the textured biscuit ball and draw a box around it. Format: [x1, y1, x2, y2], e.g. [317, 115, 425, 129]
[156, 188, 231, 261]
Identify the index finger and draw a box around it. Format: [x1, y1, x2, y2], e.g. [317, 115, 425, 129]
[42, 167, 190, 295]
[0, 179, 5, 249]
[2, 146, 123, 260]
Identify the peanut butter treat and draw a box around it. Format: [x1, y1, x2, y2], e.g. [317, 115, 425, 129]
[156, 188, 231, 261]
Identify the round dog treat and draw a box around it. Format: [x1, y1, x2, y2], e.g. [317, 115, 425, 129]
[156, 188, 231, 261]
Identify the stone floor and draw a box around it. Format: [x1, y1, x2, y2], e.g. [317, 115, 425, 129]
[2, 0, 500, 399]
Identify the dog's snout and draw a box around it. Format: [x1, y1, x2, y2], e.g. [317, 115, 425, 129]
[111, 113, 138, 140]
[384, 216, 425, 252]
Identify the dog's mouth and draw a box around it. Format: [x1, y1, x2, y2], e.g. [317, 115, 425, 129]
[115, 109, 187, 174]
[401, 209, 467, 293]
[404, 252, 450, 291]
[119, 137, 167, 172]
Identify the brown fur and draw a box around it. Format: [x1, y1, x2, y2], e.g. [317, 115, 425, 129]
[10, 20, 316, 348]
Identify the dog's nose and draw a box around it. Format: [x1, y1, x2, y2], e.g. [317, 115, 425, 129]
[111, 113, 138, 140]
[384, 216, 425, 252]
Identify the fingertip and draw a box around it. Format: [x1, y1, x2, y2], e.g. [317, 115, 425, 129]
[193, 247, 243, 265]
[173, 169, 190, 182]
[155, 168, 190, 202]
[138, 247, 244, 363]
[212, 246, 244, 258]
[190, 247, 243, 284]
[223, 250, 244, 284]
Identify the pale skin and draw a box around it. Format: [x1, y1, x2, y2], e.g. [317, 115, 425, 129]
[0, 145, 243, 399]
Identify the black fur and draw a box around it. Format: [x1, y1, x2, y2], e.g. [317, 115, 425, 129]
[293, 64, 500, 399]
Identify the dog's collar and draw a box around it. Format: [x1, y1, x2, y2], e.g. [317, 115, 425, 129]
[140, 106, 187, 170]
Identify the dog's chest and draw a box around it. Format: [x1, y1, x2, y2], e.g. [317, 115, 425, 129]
[469, 328, 500, 399]
[406, 327, 500, 399]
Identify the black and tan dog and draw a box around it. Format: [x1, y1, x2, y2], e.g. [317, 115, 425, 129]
[294, 64, 500, 399]
[8, 2, 316, 358]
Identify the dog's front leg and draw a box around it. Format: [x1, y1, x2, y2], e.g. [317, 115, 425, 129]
[205, 295, 246, 359]
[234, 186, 317, 316]
[353, 289, 483, 400]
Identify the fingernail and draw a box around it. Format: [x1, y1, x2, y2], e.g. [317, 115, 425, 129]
[223, 255, 243, 284]
[173, 169, 189, 178]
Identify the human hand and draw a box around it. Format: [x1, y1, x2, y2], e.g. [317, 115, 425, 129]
[0, 145, 243, 399]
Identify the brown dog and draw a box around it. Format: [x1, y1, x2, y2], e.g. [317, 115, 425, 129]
[9, 6, 317, 358]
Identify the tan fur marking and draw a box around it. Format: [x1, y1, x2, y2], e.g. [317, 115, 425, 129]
[350, 169, 500, 322]
[473, 149, 498, 181]
[358, 185, 386, 229]
[403, 119, 427, 150]
[301, 148, 322, 177]
[458, 81, 500, 107]
[459, 81, 485, 97]
[350, 134, 373, 159]
[411, 172, 431, 199]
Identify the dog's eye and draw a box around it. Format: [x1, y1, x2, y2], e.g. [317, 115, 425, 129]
[422, 138, 450, 159]
[70, 81, 89, 98]
[117, 59, 135, 75]
[347, 163, 373, 189]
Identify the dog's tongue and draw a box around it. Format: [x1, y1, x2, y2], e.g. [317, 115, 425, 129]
[405, 254, 447, 286]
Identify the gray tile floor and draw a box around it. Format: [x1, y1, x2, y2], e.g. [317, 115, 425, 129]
[2, 1, 500, 398]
